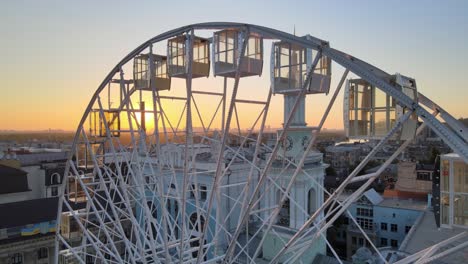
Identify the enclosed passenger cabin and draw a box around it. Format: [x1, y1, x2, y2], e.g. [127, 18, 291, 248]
[133, 53, 171, 91]
[271, 41, 331, 94]
[89, 110, 120, 137]
[439, 153, 468, 227]
[344, 74, 418, 140]
[67, 174, 94, 203]
[60, 211, 84, 240]
[212, 29, 263, 78]
[167, 34, 210, 78]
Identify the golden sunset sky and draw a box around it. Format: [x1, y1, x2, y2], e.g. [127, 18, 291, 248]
[1, 0, 467, 131]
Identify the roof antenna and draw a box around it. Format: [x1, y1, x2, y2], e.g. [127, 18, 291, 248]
[293, 24, 296, 36]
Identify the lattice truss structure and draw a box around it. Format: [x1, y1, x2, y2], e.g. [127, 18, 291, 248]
[56, 23, 468, 264]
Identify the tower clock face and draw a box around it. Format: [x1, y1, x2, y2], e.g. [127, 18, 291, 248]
[301, 136, 310, 150]
[283, 136, 293, 151]
[277, 130, 312, 157]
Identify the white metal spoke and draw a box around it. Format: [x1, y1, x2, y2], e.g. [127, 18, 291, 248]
[56, 23, 467, 264]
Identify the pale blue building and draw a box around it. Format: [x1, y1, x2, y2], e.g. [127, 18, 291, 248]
[345, 189, 426, 259]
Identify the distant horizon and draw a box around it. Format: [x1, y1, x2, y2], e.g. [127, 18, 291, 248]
[2, 117, 466, 134]
[0, 127, 347, 134]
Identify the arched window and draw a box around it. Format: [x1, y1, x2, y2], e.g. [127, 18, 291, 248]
[188, 212, 207, 260]
[189, 213, 205, 232]
[277, 189, 290, 227]
[308, 188, 317, 215]
[174, 201, 179, 239]
[147, 201, 158, 240]
[189, 236, 207, 260]
[51, 172, 61, 185]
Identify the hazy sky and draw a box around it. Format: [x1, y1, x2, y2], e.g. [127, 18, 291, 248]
[1, 0, 467, 131]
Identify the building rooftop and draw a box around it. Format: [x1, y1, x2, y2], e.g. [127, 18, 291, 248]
[382, 189, 428, 201]
[378, 197, 427, 211]
[326, 144, 362, 152]
[400, 210, 468, 263]
[312, 254, 351, 264]
[365, 163, 397, 174]
[17, 151, 68, 166]
[363, 188, 384, 205]
[415, 163, 435, 171]
[0, 197, 58, 229]
[336, 188, 427, 211]
[0, 164, 30, 195]
[441, 153, 463, 160]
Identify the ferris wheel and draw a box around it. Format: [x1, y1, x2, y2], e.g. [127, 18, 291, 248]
[55, 23, 468, 264]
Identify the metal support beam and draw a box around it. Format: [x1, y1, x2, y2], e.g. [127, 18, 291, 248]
[195, 27, 250, 264]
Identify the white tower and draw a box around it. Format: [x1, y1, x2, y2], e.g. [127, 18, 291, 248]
[276, 92, 326, 229]
[261, 38, 330, 262]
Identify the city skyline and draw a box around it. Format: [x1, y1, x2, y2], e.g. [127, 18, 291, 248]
[1, 5, 467, 263]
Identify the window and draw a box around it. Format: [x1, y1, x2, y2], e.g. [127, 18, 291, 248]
[391, 239, 398, 248]
[391, 224, 398, 232]
[11, 253, 22, 264]
[344, 217, 350, 225]
[37, 247, 48, 259]
[405, 225, 412, 234]
[154, 57, 169, 79]
[51, 186, 58, 197]
[308, 188, 317, 215]
[215, 30, 236, 64]
[352, 236, 357, 245]
[277, 195, 290, 227]
[200, 185, 207, 200]
[417, 171, 431, 181]
[189, 213, 205, 232]
[380, 238, 388, 246]
[190, 184, 196, 199]
[174, 200, 179, 239]
[174, 200, 179, 216]
[357, 217, 374, 230]
[86, 256, 94, 264]
[358, 237, 364, 246]
[167, 199, 172, 213]
[69, 217, 80, 233]
[356, 207, 373, 217]
[381, 222, 388, 231]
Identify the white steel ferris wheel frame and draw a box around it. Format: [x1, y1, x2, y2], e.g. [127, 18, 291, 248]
[55, 22, 468, 264]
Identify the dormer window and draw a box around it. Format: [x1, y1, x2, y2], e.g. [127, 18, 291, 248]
[50, 172, 61, 185]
